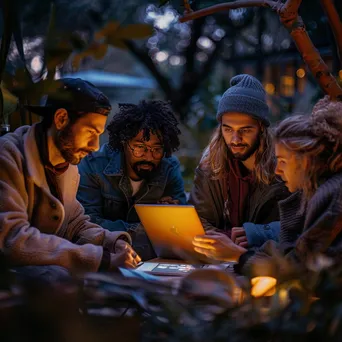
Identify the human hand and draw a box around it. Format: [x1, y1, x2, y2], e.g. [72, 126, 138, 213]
[115, 239, 132, 253]
[231, 227, 248, 248]
[158, 196, 180, 205]
[192, 231, 247, 262]
[111, 241, 141, 269]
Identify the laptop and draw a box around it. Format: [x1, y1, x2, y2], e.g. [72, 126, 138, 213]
[134, 204, 235, 276]
[134, 204, 205, 259]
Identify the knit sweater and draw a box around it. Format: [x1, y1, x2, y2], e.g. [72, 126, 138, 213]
[237, 172, 342, 277]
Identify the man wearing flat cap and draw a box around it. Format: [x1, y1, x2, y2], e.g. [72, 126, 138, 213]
[0, 78, 140, 282]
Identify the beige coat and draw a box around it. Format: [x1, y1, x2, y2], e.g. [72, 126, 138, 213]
[0, 124, 131, 273]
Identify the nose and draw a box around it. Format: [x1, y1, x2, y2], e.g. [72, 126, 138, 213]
[231, 131, 242, 144]
[88, 135, 100, 152]
[144, 148, 154, 161]
[275, 163, 282, 176]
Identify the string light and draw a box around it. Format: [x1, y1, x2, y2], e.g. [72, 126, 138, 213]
[155, 51, 169, 63]
[264, 83, 275, 95]
[296, 68, 306, 78]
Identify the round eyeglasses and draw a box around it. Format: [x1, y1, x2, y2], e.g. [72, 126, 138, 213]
[127, 143, 165, 159]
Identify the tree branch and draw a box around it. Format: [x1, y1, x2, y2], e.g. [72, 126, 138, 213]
[124, 40, 174, 98]
[278, 0, 302, 25]
[179, 0, 281, 23]
[279, 0, 342, 100]
[179, 0, 342, 100]
[319, 0, 342, 63]
[287, 18, 342, 99]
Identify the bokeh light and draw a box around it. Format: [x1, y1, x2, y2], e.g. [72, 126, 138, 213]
[296, 68, 306, 78]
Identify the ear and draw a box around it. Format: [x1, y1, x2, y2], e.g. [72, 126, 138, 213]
[54, 108, 69, 130]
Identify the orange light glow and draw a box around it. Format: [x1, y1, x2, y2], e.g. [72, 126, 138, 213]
[296, 68, 306, 78]
[264, 83, 275, 95]
[251, 276, 277, 297]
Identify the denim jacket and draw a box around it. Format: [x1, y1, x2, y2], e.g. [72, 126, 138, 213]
[77, 143, 187, 233]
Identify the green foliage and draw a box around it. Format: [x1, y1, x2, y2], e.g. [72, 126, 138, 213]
[0, 1, 155, 125]
[94, 21, 154, 50]
[71, 21, 154, 69]
[0, 85, 18, 122]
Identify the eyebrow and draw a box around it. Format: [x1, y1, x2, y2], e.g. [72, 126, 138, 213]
[222, 124, 257, 129]
[134, 139, 163, 146]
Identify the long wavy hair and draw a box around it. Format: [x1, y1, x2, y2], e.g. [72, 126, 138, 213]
[274, 96, 342, 200]
[200, 121, 276, 185]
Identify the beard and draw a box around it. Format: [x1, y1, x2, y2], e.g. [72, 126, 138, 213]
[131, 161, 159, 180]
[227, 137, 260, 161]
[54, 124, 93, 165]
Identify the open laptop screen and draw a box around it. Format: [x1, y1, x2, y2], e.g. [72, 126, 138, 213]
[134, 204, 205, 259]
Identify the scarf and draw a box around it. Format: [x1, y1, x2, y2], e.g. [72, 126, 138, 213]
[227, 158, 255, 228]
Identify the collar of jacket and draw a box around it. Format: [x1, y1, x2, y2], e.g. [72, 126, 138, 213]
[23, 124, 79, 189]
[102, 147, 170, 187]
[34, 122, 69, 175]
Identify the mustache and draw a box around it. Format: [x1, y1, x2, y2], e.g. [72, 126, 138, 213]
[230, 144, 248, 148]
[134, 161, 156, 167]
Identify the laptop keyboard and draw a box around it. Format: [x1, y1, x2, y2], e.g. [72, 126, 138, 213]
[151, 262, 235, 275]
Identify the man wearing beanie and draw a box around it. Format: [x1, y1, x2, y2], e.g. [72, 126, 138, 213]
[189, 74, 289, 249]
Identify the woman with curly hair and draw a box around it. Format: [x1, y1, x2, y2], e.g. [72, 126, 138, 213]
[193, 97, 342, 277]
[77, 100, 186, 260]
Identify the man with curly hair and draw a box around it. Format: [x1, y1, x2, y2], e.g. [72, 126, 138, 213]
[77, 100, 186, 260]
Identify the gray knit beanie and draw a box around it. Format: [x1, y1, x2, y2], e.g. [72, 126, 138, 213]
[216, 74, 270, 127]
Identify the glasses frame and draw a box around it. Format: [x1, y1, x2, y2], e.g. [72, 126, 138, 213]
[127, 142, 165, 159]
